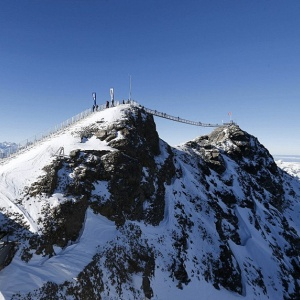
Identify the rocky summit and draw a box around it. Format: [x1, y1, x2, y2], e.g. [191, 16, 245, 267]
[0, 104, 300, 300]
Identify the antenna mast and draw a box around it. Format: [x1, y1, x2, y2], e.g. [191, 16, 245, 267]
[129, 75, 132, 101]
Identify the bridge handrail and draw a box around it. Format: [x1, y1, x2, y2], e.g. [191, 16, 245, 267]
[0, 102, 115, 162]
[140, 106, 223, 127]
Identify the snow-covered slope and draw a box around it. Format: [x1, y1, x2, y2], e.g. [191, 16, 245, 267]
[0, 105, 300, 300]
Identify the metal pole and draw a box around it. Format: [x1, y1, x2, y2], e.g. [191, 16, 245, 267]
[129, 75, 132, 101]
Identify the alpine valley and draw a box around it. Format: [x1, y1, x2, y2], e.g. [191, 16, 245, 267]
[0, 104, 299, 300]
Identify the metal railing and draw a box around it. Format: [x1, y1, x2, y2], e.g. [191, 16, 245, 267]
[141, 106, 223, 127]
[0, 103, 108, 162]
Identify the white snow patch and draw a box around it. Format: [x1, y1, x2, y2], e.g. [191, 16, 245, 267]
[0, 209, 116, 299]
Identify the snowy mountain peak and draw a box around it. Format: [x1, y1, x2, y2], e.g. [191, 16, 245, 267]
[0, 105, 300, 300]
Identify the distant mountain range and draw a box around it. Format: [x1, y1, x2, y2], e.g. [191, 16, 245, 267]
[0, 142, 18, 157]
[0, 142, 17, 152]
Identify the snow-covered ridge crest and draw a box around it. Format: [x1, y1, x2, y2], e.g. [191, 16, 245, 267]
[0, 105, 300, 300]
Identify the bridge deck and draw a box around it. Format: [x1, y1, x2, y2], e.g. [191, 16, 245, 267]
[141, 106, 223, 127]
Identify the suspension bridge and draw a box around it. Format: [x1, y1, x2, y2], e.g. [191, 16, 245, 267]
[0, 101, 235, 162]
[142, 106, 226, 127]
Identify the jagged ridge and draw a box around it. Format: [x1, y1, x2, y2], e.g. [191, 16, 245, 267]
[0, 105, 300, 300]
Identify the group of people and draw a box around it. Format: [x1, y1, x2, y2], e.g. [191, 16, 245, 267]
[92, 104, 99, 112]
[106, 99, 114, 108]
[93, 99, 132, 111]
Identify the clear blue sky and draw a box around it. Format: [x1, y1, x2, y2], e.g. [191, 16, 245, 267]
[0, 0, 299, 155]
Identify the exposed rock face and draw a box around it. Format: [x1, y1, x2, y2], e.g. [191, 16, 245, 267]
[20, 106, 172, 257]
[1, 106, 300, 300]
[190, 124, 285, 209]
